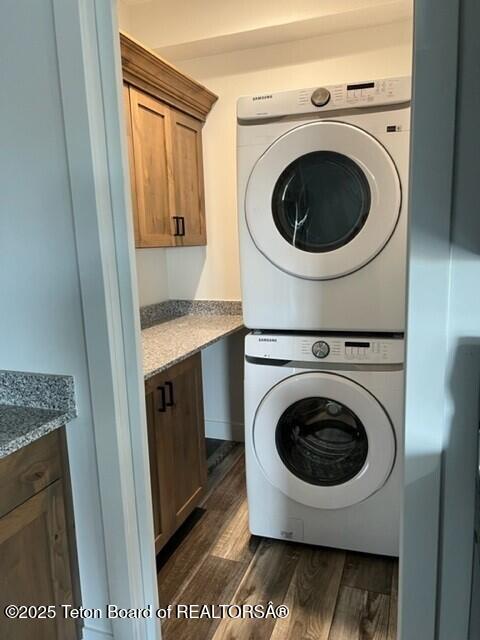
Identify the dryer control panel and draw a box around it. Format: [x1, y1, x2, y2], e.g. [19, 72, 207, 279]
[237, 76, 411, 121]
[246, 332, 404, 365]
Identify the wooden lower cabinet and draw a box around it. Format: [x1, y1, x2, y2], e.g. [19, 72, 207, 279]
[145, 353, 207, 553]
[0, 429, 80, 640]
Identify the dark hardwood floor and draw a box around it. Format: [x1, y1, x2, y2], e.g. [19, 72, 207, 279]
[157, 445, 398, 640]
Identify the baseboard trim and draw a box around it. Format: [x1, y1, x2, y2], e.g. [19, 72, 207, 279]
[205, 419, 244, 442]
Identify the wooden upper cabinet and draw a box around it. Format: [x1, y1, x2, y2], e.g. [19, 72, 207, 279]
[120, 31, 217, 249]
[129, 87, 175, 247]
[170, 110, 206, 245]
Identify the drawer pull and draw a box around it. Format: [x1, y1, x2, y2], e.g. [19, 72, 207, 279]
[157, 386, 166, 412]
[172, 216, 186, 237]
[165, 381, 174, 406]
[172, 216, 181, 236]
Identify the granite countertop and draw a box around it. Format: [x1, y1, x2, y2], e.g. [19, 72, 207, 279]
[141, 300, 244, 380]
[0, 370, 77, 459]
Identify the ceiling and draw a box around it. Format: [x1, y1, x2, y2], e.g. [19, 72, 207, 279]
[118, 0, 413, 61]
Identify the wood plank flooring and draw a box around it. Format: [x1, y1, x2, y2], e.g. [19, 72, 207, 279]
[157, 445, 398, 640]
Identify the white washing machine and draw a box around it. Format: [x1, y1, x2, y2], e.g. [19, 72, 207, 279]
[237, 76, 411, 332]
[245, 331, 404, 556]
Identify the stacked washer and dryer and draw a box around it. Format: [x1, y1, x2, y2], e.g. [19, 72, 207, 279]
[237, 77, 410, 556]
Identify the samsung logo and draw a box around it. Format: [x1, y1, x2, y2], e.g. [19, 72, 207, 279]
[258, 338, 277, 342]
[252, 95, 273, 101]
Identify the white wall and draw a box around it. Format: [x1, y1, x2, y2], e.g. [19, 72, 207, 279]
[202, 330, 247, 441]
[117, 0, 131, 31]
[0, 3, 111, 637]
[135, 248, 169, 306]
[163, 20, 413, 301]
[125, 0, 411, 51]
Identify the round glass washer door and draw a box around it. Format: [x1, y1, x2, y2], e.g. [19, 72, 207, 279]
[245, 121, 401, 280]
[252, 372, 396, 509]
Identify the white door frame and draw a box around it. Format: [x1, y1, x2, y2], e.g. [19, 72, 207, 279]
[401, 0, 460, 639]
[51, 1, 160, 638]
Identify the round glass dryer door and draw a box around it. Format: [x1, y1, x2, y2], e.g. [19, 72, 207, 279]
[245, 121, 401, 280]
[253, 372, 396, 509]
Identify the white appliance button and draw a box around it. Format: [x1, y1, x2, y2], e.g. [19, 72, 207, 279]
[311, 87, 331, 107]
[312, 341, 330, 359]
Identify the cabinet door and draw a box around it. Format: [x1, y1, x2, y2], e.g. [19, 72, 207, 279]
[165, 353, 207, 527]
[129, 87, 176, 247]
[170, 109, 207, 246]
[0, 481, 77, 640]
[145, 386, 176, 554]
[145, 354, 207, 553]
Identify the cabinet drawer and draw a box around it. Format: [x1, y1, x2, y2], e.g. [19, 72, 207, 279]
[0, 430, 62, 518]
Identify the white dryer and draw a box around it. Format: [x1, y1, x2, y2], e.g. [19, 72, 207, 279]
[237, 77, 411, 332]
[244, 331, 404, 556]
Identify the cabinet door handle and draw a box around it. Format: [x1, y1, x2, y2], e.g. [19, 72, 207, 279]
[157, 385, 166, 412]
[180, 216, 186, 237]
[165, 381, 174, 406]
[172, 216, 181, 236]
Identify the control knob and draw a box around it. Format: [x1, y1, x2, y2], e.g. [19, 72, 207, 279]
[311, 87, 331, 107]
[312, 340, 330, 359]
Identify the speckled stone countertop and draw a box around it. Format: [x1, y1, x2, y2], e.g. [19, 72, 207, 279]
[141, 300, 244, 380]
[0, 370, 77, 459]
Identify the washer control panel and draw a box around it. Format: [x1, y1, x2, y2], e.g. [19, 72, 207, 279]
[237, 76, 411, 121]
[246, 333, 404, 365]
